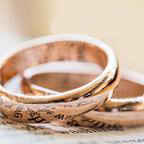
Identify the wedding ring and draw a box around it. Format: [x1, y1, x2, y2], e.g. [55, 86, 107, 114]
[0, 34, 119, 123]
[22, 68, 144, 127]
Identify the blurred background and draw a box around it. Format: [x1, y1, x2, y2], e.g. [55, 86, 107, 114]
[0, 0, 144, 73]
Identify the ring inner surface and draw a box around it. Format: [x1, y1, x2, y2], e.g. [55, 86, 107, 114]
[113, 79, 144, 99]
[23, 72, 144, 98]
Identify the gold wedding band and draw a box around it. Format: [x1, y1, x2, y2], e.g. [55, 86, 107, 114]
[24, 68, 144, 127]
[0, 34, 119, 123]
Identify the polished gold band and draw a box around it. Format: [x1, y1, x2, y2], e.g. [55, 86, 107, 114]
[0, 34, 119, 123]
[23, 68, 144, 127]
[0, 68, 143, 135]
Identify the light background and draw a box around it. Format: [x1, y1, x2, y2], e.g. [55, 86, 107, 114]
[0, 0, 144, 73]
[0, 1, 144, 143]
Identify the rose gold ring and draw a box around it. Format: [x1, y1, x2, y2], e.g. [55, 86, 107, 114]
[0, 34, 119, 123]
[23, 68, 144, 128]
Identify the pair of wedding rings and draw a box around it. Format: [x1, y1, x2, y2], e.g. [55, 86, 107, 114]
[0, 34, 143, 128]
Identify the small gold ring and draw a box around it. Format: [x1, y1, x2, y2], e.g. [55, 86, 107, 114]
[25, 68, 144, 127]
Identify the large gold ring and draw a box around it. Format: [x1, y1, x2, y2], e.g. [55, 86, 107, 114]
[0, 34, 119, 123]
